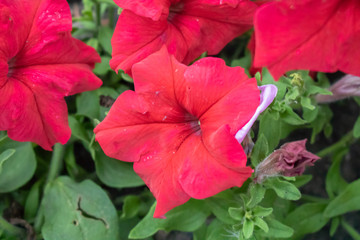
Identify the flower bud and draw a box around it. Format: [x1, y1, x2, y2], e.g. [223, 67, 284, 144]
[254, 139, 320, 183]
[316, 74, 360, 103]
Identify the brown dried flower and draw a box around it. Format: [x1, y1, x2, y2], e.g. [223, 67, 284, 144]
[254, 139, 320, 183]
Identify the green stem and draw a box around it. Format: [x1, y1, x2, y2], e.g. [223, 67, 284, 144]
[0, 216, 25, 239]
[342, 219, 360, 240]
[316, 131, 355, 158]
[45, 143, 65, 186]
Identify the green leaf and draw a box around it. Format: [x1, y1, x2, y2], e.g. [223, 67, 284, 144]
[302, 106, 319, 122]
[129, 200, 210, 239]
[329, 217, 340, 237]
[293, 175, 312, 188]
[121, 195, 141, 219]
[206, 197, 238, 224]
[281, 106, 307, 125]
[247, 183, 266, 208]
[243, 218, 254, 239]
[98, 27, 113, 55]
[228, 207, 244, 221]
[252, 206, 273, 217]
[306, 85, 332, 96]
[94, 149, 144, 188]
[76, 91, 100, 119]
[325, 149, 348, 199]
[341, 220, 360, 240]
[258, 112, 281, 152]
[285, 203, 329, 238]
[300, 97, 315, 110]
[68, 115, 90, 143]
[41, 177, 119, 240]
[324, 178, 360, 217]
[261, 219, 293, 238]
[253, 217, 268, 233]
[251, 134, 269, 167]
[0, 137, 36, 193]
[353, 116, 360, 138]
[93, 56, 111, 75]
[264, 178, 301, 200]
[205, 220, 232, 240]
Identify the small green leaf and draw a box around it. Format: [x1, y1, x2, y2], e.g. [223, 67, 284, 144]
[129, 200, 210, 239]
[0, 137, 36, 193]
[68, 115, 90, 143]
[242, 218, 254, 239]
[98, 27, 113, 55]
[329, 217, 340, 237]
[247, 183, 266, 208]
[252, 206, 273, 217]
[93, 56, 111, 75]
[293, 175, 312, 188]
[205, 220, 231, 240]
[264, 178, 301, 200]
[302, 106, 319, 122]
[285, 203, 329, 238]
[41, 177, 119, 240]
[261, 219, 293, 238]
[300, 97, 315, 110]
[24, 181, 42, 221]
[251, 134, 269, 167]
[325, 149, 348, 198]
[228, 207, 244, 221]
[341, 220, 360, 240]
[76, 91, 100, 119]
[0, 149, 15, 165]
[121, 195, 141, 219]
[253, 217, 268, 232]
[206, 197, 238, 224]
[353, 116, 360, 138]
[281, 106, 307, 125]
[258, 112, 281, 152]
[324, 178, 360, 217]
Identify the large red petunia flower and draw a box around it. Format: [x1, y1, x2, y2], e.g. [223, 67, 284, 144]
[95, 47, 277, 217]
[0, 0, 102, 150]
[110, 0, 258, 75]
[252, 0, 360, 80]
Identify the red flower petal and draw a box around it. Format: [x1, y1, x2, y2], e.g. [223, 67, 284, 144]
[177, 126, 252, 199]
[1, 0, 101, 149]
[111, 0, 257, 75]
[114, 0, 171, 21]
[253, 0, 360, 79]
[176, 57, 260, 131]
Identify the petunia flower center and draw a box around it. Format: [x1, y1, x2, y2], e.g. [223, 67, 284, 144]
[168, 2, 184, 21]
[7, 58, 16, 78]
[189, 118, 201, 135]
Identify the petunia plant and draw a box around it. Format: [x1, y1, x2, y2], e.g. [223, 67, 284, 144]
[0, 0, 360, 240]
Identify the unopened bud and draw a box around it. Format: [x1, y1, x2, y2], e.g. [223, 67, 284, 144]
[254, 139, 320, 183]
[316, 74, 360, 103]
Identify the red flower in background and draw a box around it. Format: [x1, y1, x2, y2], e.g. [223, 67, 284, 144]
[110, 0, 258, 75]
[252, 0, 360, 80]
[95, 47, 261, 217]
[0, 0, 102, 150]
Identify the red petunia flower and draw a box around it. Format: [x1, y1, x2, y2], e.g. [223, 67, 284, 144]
[0, 0, 102, 150]
[252, 0, 360, 80]
[95, 47, 277, 217]
[110, 0, 258, 75]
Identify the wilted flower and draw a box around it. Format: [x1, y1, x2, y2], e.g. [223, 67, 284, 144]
[110, 0, 258, 75]
[251, 0, 360, 80]
[255, 139, 320, 183]
[0, 0, 102, 150]
[95, 47, 277, 217]
[316, 74, 360, 103]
